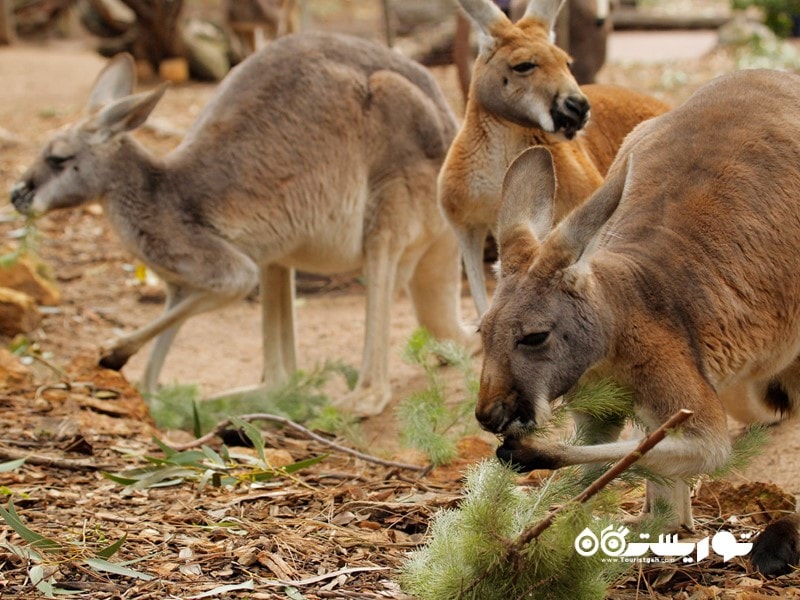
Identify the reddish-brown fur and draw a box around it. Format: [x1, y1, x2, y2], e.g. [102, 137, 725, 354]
[441, 0, 669, 316]
[478, 69, 800, 528]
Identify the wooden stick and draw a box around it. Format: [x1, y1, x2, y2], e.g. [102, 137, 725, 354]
[509, 408, 694, 556]
[165, 412, 427, 472]
[0, 446, 116, 471]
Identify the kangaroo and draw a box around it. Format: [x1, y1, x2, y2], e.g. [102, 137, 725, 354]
[511, 0, 611, 84]
[9, 32, 475, 417]
[477, 69, 800, 529]
[441, 0, 669, 316]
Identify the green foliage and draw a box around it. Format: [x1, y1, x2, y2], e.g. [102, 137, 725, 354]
[400, 460, 647, 600]
[146, 360, 359, 437]
[712, 424, 770, 479]
[103, 434, 326, 492]
[396, 329, 479, 465]
[524, 377, 636, 446]
[732, 0, 800, 37]
[0, 219, 39, 269]
[565, 379, 636, 424]
[733, 28, 800, 68]
[0, 499, 151, 597]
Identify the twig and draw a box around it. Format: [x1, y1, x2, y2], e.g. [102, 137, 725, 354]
[259, 565, 389, 587]
[0, 446, 116, 471]
[165, 413, 427, 472]
[509, 408, 694, 556]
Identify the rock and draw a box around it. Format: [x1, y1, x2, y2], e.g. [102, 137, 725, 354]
[0, 347, 32, 387]
[0, 126, 20, 147]
[159, 57, 189, 83]
[0, 254, 61, 306]
[182, 19, 231, 81]
[0, 287, 40, 336]
[718, 14, 776, 46]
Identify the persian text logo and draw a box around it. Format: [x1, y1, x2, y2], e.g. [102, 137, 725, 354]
[574, 525, 753, 564]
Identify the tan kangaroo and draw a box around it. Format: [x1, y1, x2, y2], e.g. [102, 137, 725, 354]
[441, 0, 669, 316]
[512, 0, 611, 84]
[477, 69, 800, 529]
[10, 33, 475, 416]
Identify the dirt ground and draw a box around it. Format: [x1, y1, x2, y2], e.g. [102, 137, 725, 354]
[2, 9, 800, 599]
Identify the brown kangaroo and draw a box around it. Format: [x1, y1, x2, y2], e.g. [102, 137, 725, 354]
[441, 0, 669, 316]
[477, 69, 800, 529]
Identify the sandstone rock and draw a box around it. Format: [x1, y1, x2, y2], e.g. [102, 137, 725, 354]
[183, 19, 231, 81]
[0, 287, 40, 336]
[0, 254, 61, 306]
[159, 57, 189, 83]
[0, 347, 32, 387]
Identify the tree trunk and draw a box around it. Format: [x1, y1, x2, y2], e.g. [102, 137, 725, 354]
[120, 0, 184, 69]
[0, 0, 16, 44]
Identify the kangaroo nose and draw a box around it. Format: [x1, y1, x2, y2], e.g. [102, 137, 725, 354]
[551, 94, 591, 139]
[475, 400, 508, 434]
[563, 95, 590, 122]
[10, 181, 34, 214]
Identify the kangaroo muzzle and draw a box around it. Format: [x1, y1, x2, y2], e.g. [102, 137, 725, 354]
[475, 389, 536, 438]
[551, 94, 591, 140]
[10, 180, 35, 215]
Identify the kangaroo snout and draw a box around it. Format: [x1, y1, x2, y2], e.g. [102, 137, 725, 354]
[9, 180, 34, 215]
[551, 93, 590, 139]
[475, 398, 510, 433]
[475, 389, 536, 437]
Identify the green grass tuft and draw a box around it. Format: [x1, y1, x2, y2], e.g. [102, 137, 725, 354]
[145, 360, 360, 439]
[397, 328, 479, 465]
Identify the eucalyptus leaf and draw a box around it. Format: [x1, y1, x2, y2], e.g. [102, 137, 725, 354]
[0, 500, 61, 551]
[188, 579, 255, 598]
[84, 557, 154, 580]
[95, 534, 127, 559]
[0, 458, 26, 472]
[229, 417, 267, 464]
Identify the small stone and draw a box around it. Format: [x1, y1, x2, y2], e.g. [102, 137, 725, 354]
[0, 287, 40, 335]
[159, 57, 190, 83]
[0, 254, 61, 306]
[0, 347, 32, 387]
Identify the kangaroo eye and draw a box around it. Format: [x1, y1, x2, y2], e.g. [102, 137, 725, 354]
[512, 62, 538, 74]
[46, 155, 72, 170]
[518, 332, 549, 348]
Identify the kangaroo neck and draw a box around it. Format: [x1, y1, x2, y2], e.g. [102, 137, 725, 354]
[463, 100, 554, 161]
[100, 137, 178, 213]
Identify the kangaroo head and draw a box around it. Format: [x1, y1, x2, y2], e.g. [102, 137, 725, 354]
[476, 146, 631, 437]
[458, 0, 590, 138]
[10, 53, 166, 217]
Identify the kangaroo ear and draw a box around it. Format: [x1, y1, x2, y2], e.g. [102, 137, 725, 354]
[497, 146, 556, 277]
[88, 53, 137, 113]
[523, 0, 566, 34]
[545, 151, 634, 268]
[91, 83, 168, 140]
[457, 0, 511, 53]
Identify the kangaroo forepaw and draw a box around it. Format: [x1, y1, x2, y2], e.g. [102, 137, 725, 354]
[496, 437, 564, 472]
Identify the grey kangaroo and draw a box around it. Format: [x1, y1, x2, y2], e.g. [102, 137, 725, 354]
[10, 33, 476, 416]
